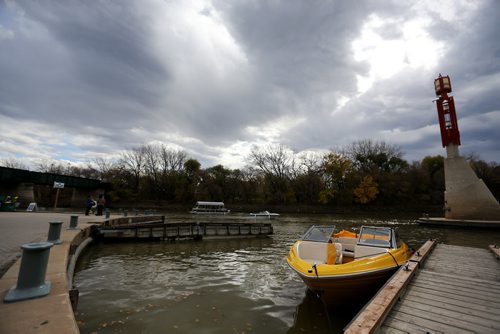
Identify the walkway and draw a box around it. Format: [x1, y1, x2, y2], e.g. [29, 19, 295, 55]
[0, 212, 109, 277]
[345, 242, 500, 333]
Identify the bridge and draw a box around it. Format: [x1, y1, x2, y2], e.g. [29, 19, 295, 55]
[0, 167, 108, 209]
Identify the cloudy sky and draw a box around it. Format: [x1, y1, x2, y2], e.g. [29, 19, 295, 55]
[1, 0, 499, 170]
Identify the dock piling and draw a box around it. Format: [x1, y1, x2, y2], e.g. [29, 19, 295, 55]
[47, 221, 63, 244]
[68, 215, 79, 230]
[3, 242, 54, 302]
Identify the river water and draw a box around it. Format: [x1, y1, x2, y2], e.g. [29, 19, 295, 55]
[74, 213, 500, 333]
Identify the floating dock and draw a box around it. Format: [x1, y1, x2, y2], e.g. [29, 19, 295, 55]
[418, 216, 500, 228]
[345, 241, 500, 333]
[97, 215, 273, 240]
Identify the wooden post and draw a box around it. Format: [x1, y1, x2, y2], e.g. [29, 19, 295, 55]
[54, 188, 60, 209]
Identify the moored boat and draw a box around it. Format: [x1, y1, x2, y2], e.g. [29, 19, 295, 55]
[190, 201, 230, 215]
[287, 225, 412, 304]
[249, 210, 280, 219]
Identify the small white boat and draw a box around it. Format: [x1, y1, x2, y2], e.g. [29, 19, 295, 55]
[249, 211, 280, 219]
[190, 201, 230, 215]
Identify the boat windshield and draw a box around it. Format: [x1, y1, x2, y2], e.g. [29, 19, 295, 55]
[301, 225, 335, 243]
[357, 226, 393, 248]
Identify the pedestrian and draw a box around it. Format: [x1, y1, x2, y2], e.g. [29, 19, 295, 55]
[85, 195, 95, 216]
[97, 194, 106, 216]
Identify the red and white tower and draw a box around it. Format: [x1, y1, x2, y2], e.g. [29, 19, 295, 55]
[434, 74, 460, 157]
[433, 74, 500, 221]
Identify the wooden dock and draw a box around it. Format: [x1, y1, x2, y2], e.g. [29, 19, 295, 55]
[345, 242, 500, 333]
[96, 215, 273, 240]
[418, 216, 500, 228]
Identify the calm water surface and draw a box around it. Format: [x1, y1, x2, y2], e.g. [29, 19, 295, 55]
[74, 213, 500, 333]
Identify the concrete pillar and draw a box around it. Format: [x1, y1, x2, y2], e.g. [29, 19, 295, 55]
[4, 242, 54, 302]
[68, 215, 79, 229]
[444, 155, 500, 220]
[47, 221, 63, 244]
[446, 144, 460, 158]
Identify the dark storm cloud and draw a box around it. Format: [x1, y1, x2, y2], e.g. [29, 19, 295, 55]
[0, 1, 167, 126]
[0, 0, 499, 168]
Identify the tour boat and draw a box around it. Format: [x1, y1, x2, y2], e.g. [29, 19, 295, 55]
[190, 201, 230, 215]
[287, 225, 412, 303]
[249, 210, 280, 219]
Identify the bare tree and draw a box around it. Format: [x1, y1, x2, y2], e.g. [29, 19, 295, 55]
[159, 145, 187, 173]
[143, 144, 161, 183]
[92, 157, 115, 179]
[119, 146, 146, 191]
[296, 151, 323, 175]
[343, 139, 407, 173]
[250, 144, 295, 179]
[249, 144, 297, 203]
[35, 159, 67, 174]
[0, 158, 29, 170]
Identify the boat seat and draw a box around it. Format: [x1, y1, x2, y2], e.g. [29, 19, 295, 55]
[296, 241, 329, 264]
[333, 237, 357, 258]
[332, 242, 343, 264]
[354, 245, 387, 259]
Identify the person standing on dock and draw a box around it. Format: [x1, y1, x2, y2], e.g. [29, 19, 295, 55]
[96, 194, 105, 216]
[85, 195, 95, 216]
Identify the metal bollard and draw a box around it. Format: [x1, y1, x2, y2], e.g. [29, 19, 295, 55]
[47, 221, 63, 244]
[4, 242, 54, 302]
[134, 209, 139, 216]
[123, 210, 128, 217]
[68, 215, 79, 230]
[105, 209, 110, 219]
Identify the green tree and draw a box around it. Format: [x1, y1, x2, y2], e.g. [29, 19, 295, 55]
[319, 153, 354, 204]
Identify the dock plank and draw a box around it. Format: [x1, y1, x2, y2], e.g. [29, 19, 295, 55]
[382, 309, 474, 334]
[412, 275, 500, 298]
[391, 304, 499, 334]
[408, 284, 500, 309]
[403, 294, 500, 321]
[422, 262, 500, 281]
[347, 242, 500, 334]
[396, 299, 500, 330]
[382, 315, 443, 334]
[417, 270, 500, 292]
[404, 289, 500, 316]
[409, 280, 500, 303]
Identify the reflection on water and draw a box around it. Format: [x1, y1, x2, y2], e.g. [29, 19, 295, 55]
[74, 214, 500, 333]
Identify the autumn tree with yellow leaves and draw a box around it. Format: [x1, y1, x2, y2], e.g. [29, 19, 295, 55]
[353, 176, 379, 204]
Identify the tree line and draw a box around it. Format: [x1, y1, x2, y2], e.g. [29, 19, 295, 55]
[2, 139, 499, 210]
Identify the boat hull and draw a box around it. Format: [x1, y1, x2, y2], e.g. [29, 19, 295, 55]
[291, 265, 397, 305]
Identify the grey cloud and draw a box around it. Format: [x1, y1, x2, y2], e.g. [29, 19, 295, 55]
[0, 0, 498, 168]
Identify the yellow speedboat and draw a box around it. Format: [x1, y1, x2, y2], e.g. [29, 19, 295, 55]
[287, 225, 412, 303]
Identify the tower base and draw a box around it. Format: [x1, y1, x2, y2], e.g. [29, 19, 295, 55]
[444, 155, 500, 221]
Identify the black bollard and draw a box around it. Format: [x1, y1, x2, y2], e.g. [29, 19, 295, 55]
[123, 210, 128, 217]
[4, 242, 54, 302]
[105, 209, 110, 219]
[47, 221, 63, 244]
[68, 215, 79, 230]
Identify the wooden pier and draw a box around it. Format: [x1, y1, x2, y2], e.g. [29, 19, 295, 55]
[96, 215, 273, 240]
[345, 241, 500, 333]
